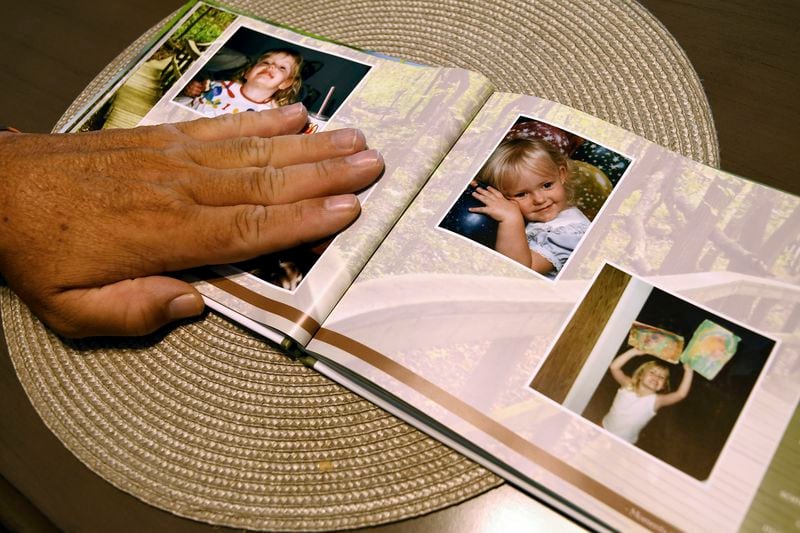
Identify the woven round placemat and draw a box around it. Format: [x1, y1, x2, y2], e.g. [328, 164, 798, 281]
[5, 1, 719, 531]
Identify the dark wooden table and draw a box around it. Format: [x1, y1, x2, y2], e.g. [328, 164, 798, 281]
[2, 1, 798, 531]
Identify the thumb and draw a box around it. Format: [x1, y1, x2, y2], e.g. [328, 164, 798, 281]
[49, 276, 205, 338]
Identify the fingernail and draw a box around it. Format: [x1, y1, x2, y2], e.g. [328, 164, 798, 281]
[324, 194, 358, 211]
[280, 102, 305, 116]
[168, 293, 204, 320]
[331, 128, 364, 150]
[344, 149, 381, 166]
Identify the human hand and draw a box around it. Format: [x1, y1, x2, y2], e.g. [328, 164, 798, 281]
[469, 186, 523, 224]
[613, 347, 645, 369]
[182, 79, 207, 98]
[0, 103, 383, 337]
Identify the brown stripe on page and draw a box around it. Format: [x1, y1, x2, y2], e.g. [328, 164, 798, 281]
[315, 328, 678, 533]
[205, 276, 320, 335]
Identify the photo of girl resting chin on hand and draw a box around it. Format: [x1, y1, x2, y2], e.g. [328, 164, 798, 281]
[469, 137, 590, 279]
[602, 348, 694, 444]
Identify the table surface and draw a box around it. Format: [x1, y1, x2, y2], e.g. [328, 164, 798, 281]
[2, 1, 799, 532]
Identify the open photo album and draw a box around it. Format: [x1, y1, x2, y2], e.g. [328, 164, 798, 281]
[64, 2, 800, 530]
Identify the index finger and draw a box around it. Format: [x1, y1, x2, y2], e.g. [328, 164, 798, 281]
[175, 103, 309, 141]
[182, 127, 368, 170]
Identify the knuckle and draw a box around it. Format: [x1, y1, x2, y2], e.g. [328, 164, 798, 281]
[298, 133, 316, 157]
[235, 136, 257, 161]
[240, 136, 273, 164]
[315, 158, 337, 183]
[122, 306, 160, 337]
[290, 203, 313, 243]
[291, 202, 307, 226]
[232, 205, 269, 247]
[216, 113, 240, 133]
[294, 134, 318, 161]
[254, 166, 283, 203]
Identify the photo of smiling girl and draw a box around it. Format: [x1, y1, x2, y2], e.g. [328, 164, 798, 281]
[601, 347, 694, 444]
[440, 117, 630, 280]
[470, 137, 590, 278]
[169, 27, 373, 292]
[184, 48, 303, 116]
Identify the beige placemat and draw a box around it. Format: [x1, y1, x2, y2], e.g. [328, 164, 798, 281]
[4, 1, 719, 531]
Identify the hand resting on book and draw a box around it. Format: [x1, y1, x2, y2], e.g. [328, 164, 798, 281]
[0, 103, 383, 338]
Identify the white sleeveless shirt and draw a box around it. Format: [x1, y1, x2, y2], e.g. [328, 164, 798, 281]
[602, 388, 657, 443]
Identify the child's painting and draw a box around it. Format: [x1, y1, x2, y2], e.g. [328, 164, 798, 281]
[438, 116, 631, 280]
[627, 321, 684, 364]
[681, 320, 741, 380]
[529, 264, 777, 480]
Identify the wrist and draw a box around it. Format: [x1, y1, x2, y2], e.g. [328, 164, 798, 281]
[498, 209, 525, 229]
[0, 125, 22, 274]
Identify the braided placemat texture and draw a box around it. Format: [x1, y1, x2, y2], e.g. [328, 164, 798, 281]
[6, 0, 719, 531]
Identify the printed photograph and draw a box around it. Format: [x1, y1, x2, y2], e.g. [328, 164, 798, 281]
[173, 26, 372, 133]
[530, 264, 776, 480]
[169, 27, 371, 291]
[77, 4, 238, 131]
[171, 26, 372, 291]
[438, 117, 631, 280]
[232, 240, 332, 292]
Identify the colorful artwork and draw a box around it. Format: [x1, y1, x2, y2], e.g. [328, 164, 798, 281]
[628, 321, 684, 363]
[680, 320, 741, 380]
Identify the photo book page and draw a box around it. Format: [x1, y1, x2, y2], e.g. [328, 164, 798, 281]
[308, 92, 800, 531]
[59, 3, 799, 529]
[66, 0, 494, 344]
